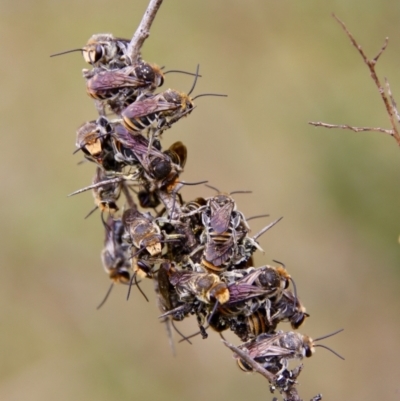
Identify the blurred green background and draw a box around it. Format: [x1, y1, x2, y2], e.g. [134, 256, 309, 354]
[1, 0, 400, 400]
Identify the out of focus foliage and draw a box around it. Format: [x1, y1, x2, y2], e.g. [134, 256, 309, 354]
[1, 1, 399, 400]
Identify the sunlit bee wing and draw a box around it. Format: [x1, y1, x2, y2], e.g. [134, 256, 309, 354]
[209, 201, 234, 234]
[233, 269, 263, 286]
[227, 283, 272, 304]
[168, 270, 194, 289]
[113, 124, 167, 170]
[122, 95, 180, 119]
[242, 333, 293, 359]
[87, 69, 147, 94]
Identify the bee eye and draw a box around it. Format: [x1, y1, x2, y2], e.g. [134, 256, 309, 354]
[83, 45, 104, 64]
[93, 45, 104, 62]
[291, 314, 305, 329]
[150, 158, 171, 179]
[158, 75, 164, 87]
[119, 271, 130, 283]
[305, 346, 313, 358]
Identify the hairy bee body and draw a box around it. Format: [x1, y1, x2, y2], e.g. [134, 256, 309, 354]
[121, 89, 194, 135]
[84, 62, 164, 114]
[271, 289, 309, 330]
[113, 125, 186, 191]
[91, 167, 122, 214]
[75, 119, 124, 172]
[101, 217, 131, 283]
[164, 263, 230, 305]
[236, 331, 315, 373]
[122, 208, 162, 256]
[200, 194, 250, 271]
[82, 33, 130, 68]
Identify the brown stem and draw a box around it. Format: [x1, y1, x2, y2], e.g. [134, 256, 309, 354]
[309, 121, 394, 135]
[331, 14, 400, 146]
[127, 0, 164, 63]
[222, 340, 276, 382]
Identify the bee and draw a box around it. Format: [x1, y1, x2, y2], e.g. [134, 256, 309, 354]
[164, 263, 230, 306]
[122, 208, 162, 257]
[113, 124, 186, 191]
[231, 217, 283, 269]
[235, 329, 344, 374]
[154, 265, 192, 353]
[89, 167, 122, 216]
[121, 89, 194, 135]
[208, 265, 295, 341]
[96, 216, 132, 309]
[137, 188, 161, 209]
[101, 216, 131, 283]
[75, 118, 124, 172]
[271, 289, 309, 330]
[121, 66, 226, 136]
[197, 189, 276, 272]
[84, 61, 164, 115]
[159, 262, 228, 339]
[50, 33, 130, 68]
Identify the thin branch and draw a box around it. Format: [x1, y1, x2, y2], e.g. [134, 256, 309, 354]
[385, 78, 400, 124]
[325, 14, 400, 146]
[127, 0, 164, 63]
[309, 121, 394, 135]
[222, 340, 276, 382]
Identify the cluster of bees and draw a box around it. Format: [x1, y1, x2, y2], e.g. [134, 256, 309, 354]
[54, 32, 343, 398]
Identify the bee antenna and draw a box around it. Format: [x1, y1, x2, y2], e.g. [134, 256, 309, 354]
[67, 177, 123, 197]
[314, 328, 344, 342]
[191, 93, 227, 101]
[246, 214, 270, 222]
[253, 217, 283, 240]
[289, 278, 298, 307]
[171, 320, 193, 345]
[164, 69, 203, 78]
[100, 210, 109, 228]
[272, 259, 286, 268]
[127, 272, 149, 302]
[84, 205, 98, 219]
[314, 344, 345, 360]
[187, 64, 200, 96]
[229, 190, 252, 195]
[96, 283, 114, 309]
[207, 300, 220, 324]
[50, 48, 83, 57]
[177, 180, 208, 186]
[205, 184, 220, 193]
[178, 328, 203, 343]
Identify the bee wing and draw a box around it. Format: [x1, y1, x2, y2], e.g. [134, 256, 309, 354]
[113, 37, 130, 44]
[244, 333, 291, 359]
[210, 202, 234, 234]
[88, 70, 147, 91]
[205, 237, 234, 266]
[227, 283, 272, 304]
[122, 95, 180, 119]
[236, 269, 263, 285]
[156, 268, 173, 310]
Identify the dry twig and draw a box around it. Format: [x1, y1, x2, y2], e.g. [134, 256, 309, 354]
[126, 0, 164, 63]
[222, 340, 303, 401]
[309, 14, 400, 146]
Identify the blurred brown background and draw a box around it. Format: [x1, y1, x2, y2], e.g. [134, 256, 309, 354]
[1, 0, 400, 400]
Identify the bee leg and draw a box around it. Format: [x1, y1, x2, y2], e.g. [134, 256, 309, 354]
[94, 99, 106, 116]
